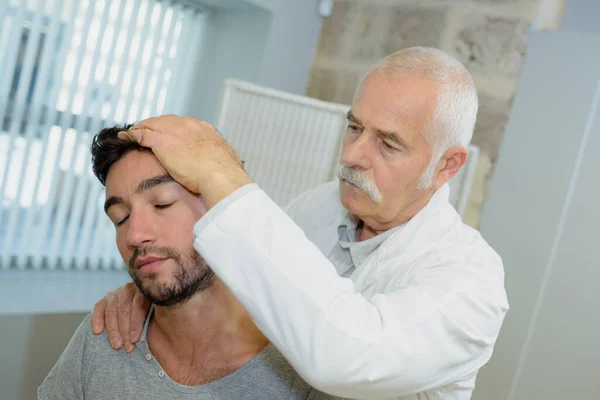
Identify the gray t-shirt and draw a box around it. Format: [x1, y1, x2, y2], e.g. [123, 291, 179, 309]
[39, 312, 313, 399]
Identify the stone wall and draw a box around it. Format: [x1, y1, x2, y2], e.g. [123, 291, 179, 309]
[306, 0, 539, 228]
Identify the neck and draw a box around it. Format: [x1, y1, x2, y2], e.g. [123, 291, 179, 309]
[149, 279, 268, 360]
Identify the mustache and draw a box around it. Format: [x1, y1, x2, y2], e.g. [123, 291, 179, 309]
[336, 165, 382, 203]
[128, 246, 180, 270]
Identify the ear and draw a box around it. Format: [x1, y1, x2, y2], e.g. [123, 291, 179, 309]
[433, 146, 468, 189]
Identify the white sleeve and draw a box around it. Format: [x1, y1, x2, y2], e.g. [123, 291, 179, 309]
[194, 186, 508, 399]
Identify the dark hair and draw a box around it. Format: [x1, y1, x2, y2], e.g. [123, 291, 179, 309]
[91, 124, 148, 186]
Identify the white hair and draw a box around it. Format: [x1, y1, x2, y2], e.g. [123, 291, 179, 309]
[373, 47, 478, 189]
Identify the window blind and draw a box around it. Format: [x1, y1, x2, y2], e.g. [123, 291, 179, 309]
[0, 0, 203, 270]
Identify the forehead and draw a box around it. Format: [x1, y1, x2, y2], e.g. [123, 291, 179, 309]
[105, 150, 169, 194]
[352, 71, 438, 134]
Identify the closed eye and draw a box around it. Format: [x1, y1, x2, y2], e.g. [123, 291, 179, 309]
[116, 216, 129, 227]
[155, 203, 174, 210]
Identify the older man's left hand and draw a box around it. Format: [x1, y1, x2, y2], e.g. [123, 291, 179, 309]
[121, 115, 253, 209]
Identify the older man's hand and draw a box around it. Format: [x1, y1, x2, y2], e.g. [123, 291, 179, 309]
[121, 115, 253, 209]
[91, 282, 150, 353]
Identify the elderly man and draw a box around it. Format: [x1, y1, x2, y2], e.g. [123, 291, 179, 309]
[39, 126, 312, 399]
[92, 47, 509, 399]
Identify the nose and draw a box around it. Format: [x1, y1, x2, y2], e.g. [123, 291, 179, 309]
[340, 129, 373, 170]
[125, 209, 157, 249]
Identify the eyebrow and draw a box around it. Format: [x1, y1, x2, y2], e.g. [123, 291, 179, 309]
[346, 110, 409, 149]
[135, 173, 175, 194]
[104, 196, 124, 214]
[347, 110, 360, 125]
[104, 174, 176, 214]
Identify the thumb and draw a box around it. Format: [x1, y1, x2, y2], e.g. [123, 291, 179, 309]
[118, 128, 157, 149]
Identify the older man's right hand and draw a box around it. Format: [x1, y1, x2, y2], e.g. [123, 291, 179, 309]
[91, 282, 150, 353]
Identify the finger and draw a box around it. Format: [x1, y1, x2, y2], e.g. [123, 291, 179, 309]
[117, 284, 136, 351]
[117, 129, 143, 143]
[105, 292, 123, 350]
[91, 297, 107, 334]
[130, 114, 182, 133]
[119, 128, 161, 149]
[130, 290, 151, 344]
[132, 114, 178, 128]
[134, 115, 217, 140]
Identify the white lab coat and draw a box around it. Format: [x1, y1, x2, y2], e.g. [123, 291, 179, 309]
[194, 182, 509, 400]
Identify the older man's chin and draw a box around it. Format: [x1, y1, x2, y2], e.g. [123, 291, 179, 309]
[339, 179, 375, 213]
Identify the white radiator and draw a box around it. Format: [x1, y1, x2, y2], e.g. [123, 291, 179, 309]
[216, 79, 349, 207]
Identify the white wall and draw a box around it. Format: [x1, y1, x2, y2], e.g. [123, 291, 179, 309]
[183, 4, 272, 123]
[562, 0, 600, 31]
[182, 0, 324, 123]
[256, 0, 323, 97]
[473, 3, 600, 399]
[473, 30, 600, 400]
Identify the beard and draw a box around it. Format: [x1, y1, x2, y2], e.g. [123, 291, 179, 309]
[128, 245, 215, 307]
